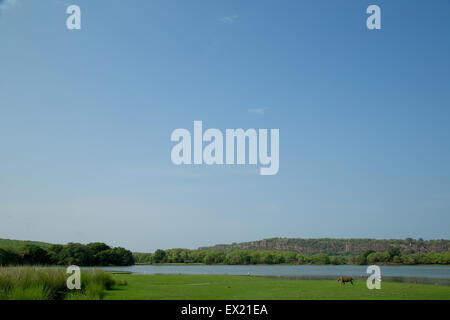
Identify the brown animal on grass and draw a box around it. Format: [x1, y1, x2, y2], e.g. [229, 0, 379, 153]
[337, 276, 354, 286]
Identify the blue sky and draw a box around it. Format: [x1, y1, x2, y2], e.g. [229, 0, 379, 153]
[0, 0, 449, 252]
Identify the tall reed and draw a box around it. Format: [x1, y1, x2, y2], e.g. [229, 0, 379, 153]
[0, 266, 117, 300]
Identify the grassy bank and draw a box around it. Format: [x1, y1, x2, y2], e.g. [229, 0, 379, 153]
[2, 268, 449, 300]
[104, 274, 450, 300]
[0, 267, 117, 300]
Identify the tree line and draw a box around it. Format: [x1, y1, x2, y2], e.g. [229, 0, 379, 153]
[200, 238, 450, 255]
[133, 247, 450, 266]
[0, 242, 134, 266]
[356, 247, 450, 265]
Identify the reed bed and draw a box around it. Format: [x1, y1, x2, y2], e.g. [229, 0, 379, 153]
[0, 266, 117, 300]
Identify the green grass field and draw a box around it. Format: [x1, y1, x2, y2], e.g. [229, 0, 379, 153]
[0, 238, 52, 250]
[0, 267, 116, 300]
[104, 274, 450, 300]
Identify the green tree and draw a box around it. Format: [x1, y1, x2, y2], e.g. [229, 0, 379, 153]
[0, 247, 21, 265]
[97, 247, 134, 266]
[367, 251, 390, 264]
[356, 250, 375, 265]
[330, 256, 346, 265]
[388, 247, 401, 261]
[262, 252, 275, 265]
[87, 242, 111, 255]
[205, 251, 225, 264]
[296, 254, 310, 264]
[226, 251, 243, 265]
[311, 253, 330, 265]
[21, 245, 50, 265]
[56, 243, 95, 266]
[153, 249, 167, 263]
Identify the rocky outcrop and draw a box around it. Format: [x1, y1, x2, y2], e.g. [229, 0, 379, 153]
[199, 238, 450, 255]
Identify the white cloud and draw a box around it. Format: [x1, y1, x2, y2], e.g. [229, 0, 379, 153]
[219, 15, 238, 24]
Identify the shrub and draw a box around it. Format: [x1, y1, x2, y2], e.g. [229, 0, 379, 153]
[21, 245, 50, 265]
[311, 253, 330, 265]
[0, 247, 22, 266]
[152, 249, 167, 263]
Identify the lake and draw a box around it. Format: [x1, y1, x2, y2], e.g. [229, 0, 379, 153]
[99, 265, 450, 285]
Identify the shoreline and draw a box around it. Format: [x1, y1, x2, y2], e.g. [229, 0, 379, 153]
[134, 263, 450, 267]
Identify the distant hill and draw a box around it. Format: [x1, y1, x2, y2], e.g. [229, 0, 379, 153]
[0, 238, 53, 250]
[199, 238, 450, 255]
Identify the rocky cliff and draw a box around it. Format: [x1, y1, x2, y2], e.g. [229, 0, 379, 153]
[199, 238, 450, 255]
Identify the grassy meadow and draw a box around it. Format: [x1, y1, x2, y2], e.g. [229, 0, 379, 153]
[0, 239, 52, 250]
[0, 267, 117, 300]
[1, 267, 449, 300]
[103, 274, 450, 300]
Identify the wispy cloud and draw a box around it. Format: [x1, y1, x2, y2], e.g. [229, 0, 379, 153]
[248, 107, 268, 115]
[0, 0, 19, 13]
[219, 15, 238, 24]
[0, 0, 17, 8]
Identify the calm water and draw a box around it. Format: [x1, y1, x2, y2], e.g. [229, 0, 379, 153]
[99, 265, 450, 285]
